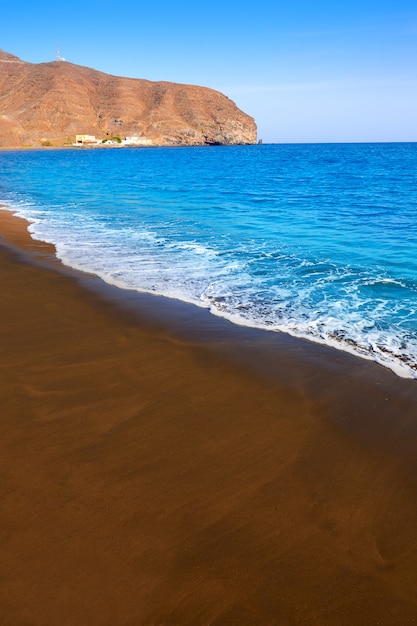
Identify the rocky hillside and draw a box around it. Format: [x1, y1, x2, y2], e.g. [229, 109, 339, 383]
[0, 49, 257, 148]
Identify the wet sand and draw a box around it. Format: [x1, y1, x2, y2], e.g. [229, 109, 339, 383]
[1, 209, 417, 625]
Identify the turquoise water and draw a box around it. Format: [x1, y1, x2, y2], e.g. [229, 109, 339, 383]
[1, 143, 417, 378]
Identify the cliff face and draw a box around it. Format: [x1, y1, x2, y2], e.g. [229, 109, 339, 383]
[0, 50, 257, 148]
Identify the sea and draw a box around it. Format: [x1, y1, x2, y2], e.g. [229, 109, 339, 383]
[1, 143, 417, 379]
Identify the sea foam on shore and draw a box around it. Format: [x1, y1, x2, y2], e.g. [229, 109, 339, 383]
[1, 143, 417, 378]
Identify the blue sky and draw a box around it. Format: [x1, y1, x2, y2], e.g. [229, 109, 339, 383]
[2, 0, 417, 143]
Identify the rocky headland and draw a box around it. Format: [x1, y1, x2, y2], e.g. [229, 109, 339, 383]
[0, 49, 257, 148]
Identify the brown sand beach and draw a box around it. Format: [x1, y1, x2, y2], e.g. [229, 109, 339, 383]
[1, 208, 417, 625]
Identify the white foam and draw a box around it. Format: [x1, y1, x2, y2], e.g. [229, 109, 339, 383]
[2, 199, 417, 380]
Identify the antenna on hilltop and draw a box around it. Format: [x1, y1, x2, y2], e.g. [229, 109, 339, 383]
[56, 43, 66, 62]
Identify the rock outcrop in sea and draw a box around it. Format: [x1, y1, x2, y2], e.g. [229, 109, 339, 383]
[0, 49, 257, 148]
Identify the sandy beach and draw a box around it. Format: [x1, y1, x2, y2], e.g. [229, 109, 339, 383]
[1, 208, 417, 625]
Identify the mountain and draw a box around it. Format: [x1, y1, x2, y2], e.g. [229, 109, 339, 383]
[0, 49, 257, 148]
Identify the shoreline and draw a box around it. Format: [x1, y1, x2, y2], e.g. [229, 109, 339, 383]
[2, 202, 414, 383]
[2, 209, 417, 624]
[1, 141, 416, 151]
[2, 207, 414, 400]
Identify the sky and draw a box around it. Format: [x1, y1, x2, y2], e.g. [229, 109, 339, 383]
[1, 0, 417, 143]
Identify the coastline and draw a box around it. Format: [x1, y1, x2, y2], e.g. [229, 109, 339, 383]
[2, 209, 417, 624]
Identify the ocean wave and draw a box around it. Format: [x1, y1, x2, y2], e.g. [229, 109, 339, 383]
[2, 143, 417, 380]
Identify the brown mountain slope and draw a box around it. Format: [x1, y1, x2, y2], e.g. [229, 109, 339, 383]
[0, 49, 257, 148]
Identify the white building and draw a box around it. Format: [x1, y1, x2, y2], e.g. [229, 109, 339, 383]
[122, 136, 153, 146]
[74, 135, 99, 145]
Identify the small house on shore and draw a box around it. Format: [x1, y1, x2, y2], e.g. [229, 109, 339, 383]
[122, 136, 153, 146]
[74, 135, 99, 145]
